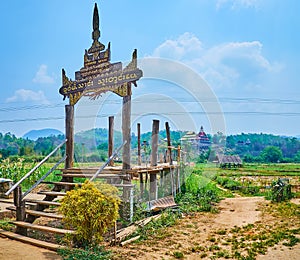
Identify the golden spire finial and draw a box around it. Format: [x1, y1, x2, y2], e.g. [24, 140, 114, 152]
[88, 3, 105, 54]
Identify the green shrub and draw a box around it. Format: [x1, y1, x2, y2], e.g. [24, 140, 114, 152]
[177, 172, 221, 213]
[57, 244, 111, 260]
[173, 251, 184, 258]
[0, 218, 14, 231]
[59, 181, 121, 247]
[269, 179, 293, 202]
[177, 187, 220, 213]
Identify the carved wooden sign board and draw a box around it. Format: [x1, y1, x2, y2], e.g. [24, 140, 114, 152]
[59, 3, 143, 105]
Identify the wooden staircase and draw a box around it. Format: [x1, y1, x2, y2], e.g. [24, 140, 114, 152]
[1, 167, 131, 251]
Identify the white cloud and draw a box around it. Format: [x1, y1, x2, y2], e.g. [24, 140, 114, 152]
[152, 32, 203, 60]
[151, 33, 282, 90]
[6, 89, 50, 104]
[32, 64, 55, 84]
[216, 0, 260, 10]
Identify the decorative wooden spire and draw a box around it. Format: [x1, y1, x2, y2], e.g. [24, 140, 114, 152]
[88, 3, 105, 54]
[92, 3, 100, 43]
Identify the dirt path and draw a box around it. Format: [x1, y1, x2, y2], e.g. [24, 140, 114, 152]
[215, 197, 263, 227]
[0, 236, 61, 260]
[0, 197, 299, 259]
[111, 197, 300, 259]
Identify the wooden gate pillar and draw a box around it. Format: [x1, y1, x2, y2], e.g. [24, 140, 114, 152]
[121, 84, 132, 220]
[165, 122, 173, 165]
[14, 186, 27, 235]
[150, 119, 159, 200]
[122, 85, 131, 171]
[137, 123, 141, 166]
[65, 105, 74, 169]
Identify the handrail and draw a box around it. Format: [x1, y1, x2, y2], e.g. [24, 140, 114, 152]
[5, 139, 67, 196]
[22, 155, 67, 199]
[90, 140, 127, 181]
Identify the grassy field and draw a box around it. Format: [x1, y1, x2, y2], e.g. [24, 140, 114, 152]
[1, 158, 299, 193]
[1, 160, 299, 259]
[190, 163, 300, 198]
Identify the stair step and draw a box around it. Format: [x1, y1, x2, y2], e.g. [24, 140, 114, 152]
[0, 229, 65, 251]
[37, 191, 67, 196]
[24, 199, 61, 207]
[0, 198, 14, 204]
[42, 181, 82, 187]
[60, 168, 123, 174]
[42, 181, 134, 188]
[59, 173, 127, 178]
[6, 206, 63, 219]
[11, 221, 74, 235]
[113, 184, 135, 188]
[26, 209, 63, 219]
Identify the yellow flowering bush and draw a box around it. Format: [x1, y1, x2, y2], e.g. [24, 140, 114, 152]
[59, 180, 121, 246]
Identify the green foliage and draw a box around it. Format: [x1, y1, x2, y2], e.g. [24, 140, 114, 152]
[260, 146, 283, 163]
[226, 133, 300, 162]
[293, 151, 300, 162]
[134, 209, 179, 241]
[2, 129, 300, 163]
[177, 173, 221, 213]
[197, 150, 210, 163]
[268, 179, 293, 202]
[0, 218, 14, 231]
[215, 175, 262, 196]
[215, 176, 240, 191]
[218, 163, 300, 177]
[59, 181, 121, 247]
[177, 188, 220, 213]
[173, 251, 184, 258]
[57, 244, 111, 260]
[0, 157, 55, 190]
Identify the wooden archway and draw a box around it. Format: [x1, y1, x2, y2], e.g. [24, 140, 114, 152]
[58, 3, 143, 172]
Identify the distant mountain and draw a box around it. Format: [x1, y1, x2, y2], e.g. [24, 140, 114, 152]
[23, 128, 63, 140]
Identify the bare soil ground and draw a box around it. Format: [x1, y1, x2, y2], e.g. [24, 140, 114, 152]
[0, 236, 60, 260]
[111, 197, 300, 259]
[0, 197, 299, 259]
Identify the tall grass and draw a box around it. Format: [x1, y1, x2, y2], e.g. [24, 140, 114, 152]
[176, 167, 226, 213]
[0, 158, 59, 191]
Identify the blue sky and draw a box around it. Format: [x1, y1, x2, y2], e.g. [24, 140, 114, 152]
[0, 0, 299, 137]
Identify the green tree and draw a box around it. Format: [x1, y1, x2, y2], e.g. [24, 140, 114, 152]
[261, 146, 283, 163]
[294, 150, 300, 162]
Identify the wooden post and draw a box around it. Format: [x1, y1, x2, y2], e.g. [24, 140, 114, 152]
[65, 105, 74, 169]
[108, 116, 114, 166]
[140, 173, 144, 198]
[170, 168, 175, 196]
[177, 145, 181, 163]
[122, 84, 131, 171]
[151, 120, 159, 167]
[122, 84, 132, 220]
[137, 123, 141, 166]
[13, 186, 27, 235]
[177, 145, 181, 193]
[114, 221, 117, 244]
[138, 126, 144, 197]
[150, 119, 159, 200]
[160, 171, 164, 197]
[165, 122, 173, 165]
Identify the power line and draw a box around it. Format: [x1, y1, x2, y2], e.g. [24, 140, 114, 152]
[0, 97, 299, 113]
[1, 111, 299, 124]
